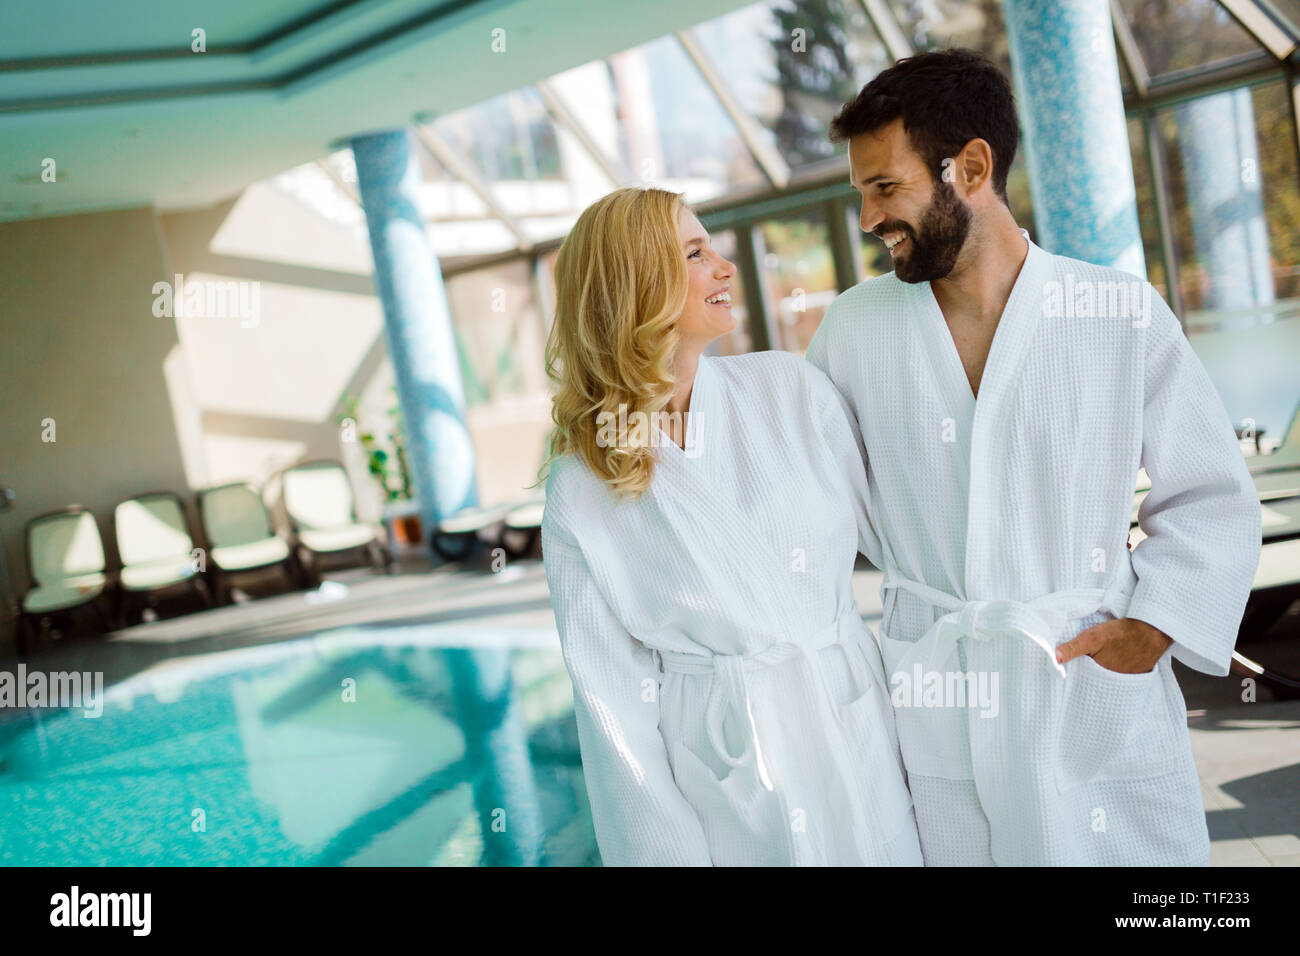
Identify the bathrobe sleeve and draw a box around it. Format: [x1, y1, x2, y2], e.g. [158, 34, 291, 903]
[804, 358, 887, 570]
[541, 527, 713, 865]
[1126, 291, 1262, 675]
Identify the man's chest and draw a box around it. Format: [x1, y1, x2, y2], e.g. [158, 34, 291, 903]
[942, 312, 1001, 399]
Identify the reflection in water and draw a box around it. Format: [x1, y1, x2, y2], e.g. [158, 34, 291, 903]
[0, 631, 598, 866]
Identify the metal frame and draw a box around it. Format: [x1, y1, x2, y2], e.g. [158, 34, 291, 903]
[411, 122, 533, 253]
[1219, 0, 1298, 60]
[1111, 0, 1150, 99]
[675, 31, 792, 190]
[1140, 110, 1186, 323]
[858, 0, 913, 62]
[315, 158, 360, 205]
[534, 79, 627, 188]
[286, 0, 1300, 330]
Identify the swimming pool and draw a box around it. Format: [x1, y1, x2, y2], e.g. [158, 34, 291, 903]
[0, 627, 599, 866]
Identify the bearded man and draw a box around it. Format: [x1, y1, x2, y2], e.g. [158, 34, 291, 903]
[806, 48, 1261, 866]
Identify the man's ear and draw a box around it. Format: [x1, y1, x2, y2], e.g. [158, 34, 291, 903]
[954, 138, 994, 198]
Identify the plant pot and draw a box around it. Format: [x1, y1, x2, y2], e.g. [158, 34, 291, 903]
[382, 501, 424, 556]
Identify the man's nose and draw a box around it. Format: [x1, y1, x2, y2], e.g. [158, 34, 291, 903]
[859, 201, 885, 235]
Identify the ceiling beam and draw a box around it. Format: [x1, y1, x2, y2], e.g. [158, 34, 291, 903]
[1122, 50, 1282, 111]
[675, 30, 791, 191]
[534, 79, 626, 187]
[1110, 0, 1149, 99]
[314, 158, 361, 205]
[411, 122, 533, 252]
[1218, 0, 1298, 61]
[858, 0, 913, 62]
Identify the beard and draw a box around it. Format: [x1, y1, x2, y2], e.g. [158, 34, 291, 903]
[880, 181, 973, 283]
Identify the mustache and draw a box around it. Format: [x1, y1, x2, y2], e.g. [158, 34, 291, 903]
[873, 221, 915, 240]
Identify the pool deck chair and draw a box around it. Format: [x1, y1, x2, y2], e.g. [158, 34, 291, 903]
[431, 436, 554, 563]
[1234, 535, 1300, 699]
[431, 503, 514, 561]
[500, 493, 546, 559]
[197, 482, 299, 604]
[281, 461, 391, 583]
[113, 491, 211, 626]
[19, 506, 114, 655]
[1248, 399, 1300, 477]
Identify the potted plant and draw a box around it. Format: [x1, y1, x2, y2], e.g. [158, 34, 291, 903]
[338, 390, 423, 554]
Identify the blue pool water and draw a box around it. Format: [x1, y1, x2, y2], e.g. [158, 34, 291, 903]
[0, 628, 599, 866]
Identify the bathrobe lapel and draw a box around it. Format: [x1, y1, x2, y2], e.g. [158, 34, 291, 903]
[924, 238, 1053, 601]
[650, 357, 792, 642]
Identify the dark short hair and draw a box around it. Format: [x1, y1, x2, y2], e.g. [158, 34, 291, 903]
[830, 48, 1019, 203]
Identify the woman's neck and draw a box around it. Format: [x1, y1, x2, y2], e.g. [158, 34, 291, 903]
[662, 349, 703, 449]
[666, 350, 703, 417]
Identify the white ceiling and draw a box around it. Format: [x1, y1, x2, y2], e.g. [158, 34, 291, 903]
[0, 0, 749, 223]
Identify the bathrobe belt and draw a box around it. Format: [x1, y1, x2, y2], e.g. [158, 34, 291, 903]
[652, 609, 890, 861]
[879, 569, 1135, 680]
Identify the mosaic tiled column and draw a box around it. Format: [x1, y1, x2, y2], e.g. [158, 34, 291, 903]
[352, 129, 543, 866]
[1176, 89, 1274, 324]
[350, 129, 479, 536]
[1003, 0, 1147, 277]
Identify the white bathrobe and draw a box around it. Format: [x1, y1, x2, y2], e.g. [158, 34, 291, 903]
[541, 350, 922, 866]
[806, 237, 1262, 866]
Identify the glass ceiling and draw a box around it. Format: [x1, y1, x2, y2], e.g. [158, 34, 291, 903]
[270, 0, 1300, 266]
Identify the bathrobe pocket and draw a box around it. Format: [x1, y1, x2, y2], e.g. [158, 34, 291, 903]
[838, 672, 916, 840]
[1055, 653, 1179, 792]
[668, 740, 789, 866]
[880, 631, 973, 781]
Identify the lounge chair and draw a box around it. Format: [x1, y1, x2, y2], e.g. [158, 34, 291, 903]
[1235, 536, 1300, 699]
[431, 503, 512, 561]
[19, 506, 114, 654]
[113, 491, 211, 625]
[197, 482, 299, 604]
[432, 435, 552, 563]
[281, 460, 391, 582]
[500, 493, 546, 559]
[1247, 400, 1300, 475]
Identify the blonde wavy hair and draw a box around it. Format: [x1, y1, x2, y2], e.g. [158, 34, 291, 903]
[537, 187, 690, 501]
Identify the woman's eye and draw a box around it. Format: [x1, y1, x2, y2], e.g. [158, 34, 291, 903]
[688, 249, 701, 259]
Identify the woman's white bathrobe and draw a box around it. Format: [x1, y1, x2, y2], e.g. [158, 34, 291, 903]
[541, 351, 922, 866]
[806, 237, 1262, 866]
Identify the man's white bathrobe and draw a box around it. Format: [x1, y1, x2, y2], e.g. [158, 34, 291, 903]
[541, 351, 923, 866]
[806, 237, 1262, 866]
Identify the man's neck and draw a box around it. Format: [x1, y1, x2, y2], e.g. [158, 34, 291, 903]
[931, 210, 1029, 322]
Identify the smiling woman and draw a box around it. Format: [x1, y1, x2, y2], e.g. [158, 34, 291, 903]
[536, 185, 924, 867]
[541, 187, 693, 499]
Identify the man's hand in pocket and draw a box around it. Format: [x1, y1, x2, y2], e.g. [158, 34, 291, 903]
[1055, 618, 1173, 674]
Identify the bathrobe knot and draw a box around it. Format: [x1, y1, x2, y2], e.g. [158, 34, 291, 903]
[880, 569, 1133, 681]
[656, 608, 881, 830]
